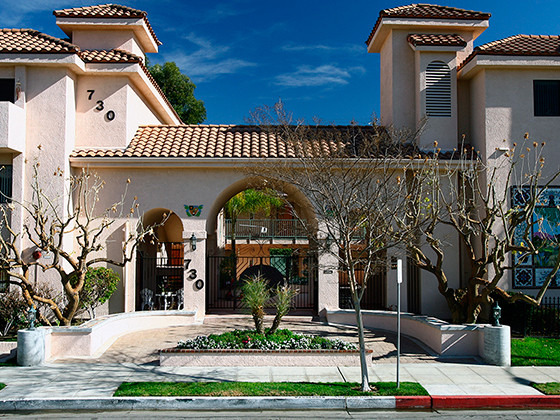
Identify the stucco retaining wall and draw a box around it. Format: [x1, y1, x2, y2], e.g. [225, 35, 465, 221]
[160, 348, 372, 367]
[326, 309, 491, 358]
[0, 341, 17, 356]
[41, 310, 198, 361]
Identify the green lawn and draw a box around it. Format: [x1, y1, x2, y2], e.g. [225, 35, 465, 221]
[114, 382, 428, 397]
[511, 337, 560, 366]
[533, 382, 560, 395]
[0, 383, 5, 390]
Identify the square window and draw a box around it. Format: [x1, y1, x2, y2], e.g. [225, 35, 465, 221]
[534, 80, 560, 116]
[0, 79, 14, 103]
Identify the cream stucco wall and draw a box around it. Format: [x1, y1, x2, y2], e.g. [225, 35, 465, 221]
[71, 30, 144, 57]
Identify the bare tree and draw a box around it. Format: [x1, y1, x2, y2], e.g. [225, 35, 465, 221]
[0, 159, 155, 326]
[248, 103, 421, 392]
[404, 136, 560, 323]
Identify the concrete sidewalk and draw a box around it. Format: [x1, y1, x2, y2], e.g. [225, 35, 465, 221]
[0, 362, 558, 399]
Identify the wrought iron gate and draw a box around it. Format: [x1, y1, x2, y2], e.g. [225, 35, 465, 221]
[206, 254, 317, 312]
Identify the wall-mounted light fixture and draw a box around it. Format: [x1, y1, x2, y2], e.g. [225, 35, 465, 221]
[190, 233, 197, 251]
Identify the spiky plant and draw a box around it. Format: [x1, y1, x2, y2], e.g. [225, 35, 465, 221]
[268, 285, 299, 335]
[241, 275, 270, 334]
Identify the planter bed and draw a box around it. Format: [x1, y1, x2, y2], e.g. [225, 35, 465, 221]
[160, 348, 372, 367]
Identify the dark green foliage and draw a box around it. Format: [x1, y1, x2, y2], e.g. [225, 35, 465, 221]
[0, 290, 27, 337]
[0, 383, 5, 389]
[73, 267, 120, 319]
[177, 328, 356, 350]
[511, 337, 560, 366]
[114, 381, 428, 397]
[148, 62, 206, 124]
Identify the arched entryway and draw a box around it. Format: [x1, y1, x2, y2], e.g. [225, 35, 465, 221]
[136, 208, 184, 311]
[205, 178, 318, 313]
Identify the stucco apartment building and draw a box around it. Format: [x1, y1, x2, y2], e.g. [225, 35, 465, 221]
[0, 3, 559, 320]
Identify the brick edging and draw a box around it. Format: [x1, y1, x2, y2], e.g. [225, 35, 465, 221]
[161, 348, 372, 354]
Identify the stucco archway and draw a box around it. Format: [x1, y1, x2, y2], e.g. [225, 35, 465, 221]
[204, 177, 319, 313]
[136, 208, 184, 311]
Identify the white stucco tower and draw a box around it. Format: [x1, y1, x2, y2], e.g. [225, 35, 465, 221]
[366, 4, 490, 150]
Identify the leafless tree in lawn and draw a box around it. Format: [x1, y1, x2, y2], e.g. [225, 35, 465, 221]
[248, 102, 423, 392]
[0, 157, 156, 326]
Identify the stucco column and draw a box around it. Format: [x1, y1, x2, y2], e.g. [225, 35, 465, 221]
[183, 229, 206, 320]
[317, 244, 339, 318]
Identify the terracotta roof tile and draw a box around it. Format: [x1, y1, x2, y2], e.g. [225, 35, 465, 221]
[366, 3, 491, 46]
[407, 33, 466, 47]
[459, 35, 560, 70]
[53, 4, 161, 46]
[79, 48, 141, 63]
[0, 28, 78, 53]
[71, 125, 387, 159]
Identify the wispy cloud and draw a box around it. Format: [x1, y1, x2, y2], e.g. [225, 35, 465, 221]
[281, 43, 364, 55]
[0, 0, 70, 26]
[163, 33, 256, 82]
[274, 65, 365, 88]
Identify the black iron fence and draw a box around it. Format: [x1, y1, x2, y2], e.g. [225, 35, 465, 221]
[500, 296, 560, 337]
[206, 254, 317, 312]
[338, 267, 387, 310]
[225, 219, 308, 240]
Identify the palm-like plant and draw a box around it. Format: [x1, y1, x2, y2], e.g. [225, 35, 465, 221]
[241, 275, 270, 334]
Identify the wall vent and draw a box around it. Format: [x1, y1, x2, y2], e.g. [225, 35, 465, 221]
[426, 61, 451, 117]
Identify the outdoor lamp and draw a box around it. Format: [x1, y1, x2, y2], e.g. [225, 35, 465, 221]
[27, 306, 37, 330]
[492, 301, 502, 327]
[190, 233, 197, 251]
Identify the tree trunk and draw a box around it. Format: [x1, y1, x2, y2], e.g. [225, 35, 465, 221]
[253, 307, 265, 334]
[353, 300, 372, 392]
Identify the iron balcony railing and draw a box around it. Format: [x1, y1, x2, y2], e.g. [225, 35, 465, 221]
[225, 219, 308, 240]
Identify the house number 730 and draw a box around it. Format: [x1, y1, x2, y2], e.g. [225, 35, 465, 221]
[87, 90, 116, 121]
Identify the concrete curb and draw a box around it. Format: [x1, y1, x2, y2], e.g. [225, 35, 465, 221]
[431, 395, 560, 410]
[1, 395, 560, 411]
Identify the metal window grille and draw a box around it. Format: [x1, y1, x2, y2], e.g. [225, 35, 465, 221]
[426, 61, 452, 117]
[0, 165, 12, 204]
[534, 80, 560, 117]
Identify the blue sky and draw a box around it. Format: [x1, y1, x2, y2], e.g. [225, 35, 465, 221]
[2, 0, 560, 124]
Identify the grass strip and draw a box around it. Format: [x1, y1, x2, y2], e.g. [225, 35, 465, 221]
[532, 382, 560, 395]
[511, 337, 560, 366]
[114, 381, 428, 397]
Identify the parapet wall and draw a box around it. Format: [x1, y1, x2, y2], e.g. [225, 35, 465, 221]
[326, 309, 510, 365]
[42, 310, 198, 361]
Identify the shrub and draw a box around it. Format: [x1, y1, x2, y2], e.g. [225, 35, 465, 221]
[241, 276, 270, 334]
[178, 329, 357, 351]
[0, 290, 27, 336]
[70, 267, 120, 319]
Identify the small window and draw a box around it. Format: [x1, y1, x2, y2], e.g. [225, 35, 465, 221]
[0, 79, 15, 103]
[534, 80, 560, 116]
[0, 165, 12, 204]
[426, 61, 452, 117]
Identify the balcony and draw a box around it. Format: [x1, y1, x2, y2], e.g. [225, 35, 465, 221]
[225, 219, 308, 240]
[0, 102, 25, 153]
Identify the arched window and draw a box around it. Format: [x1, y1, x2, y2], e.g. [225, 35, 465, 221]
[425, 61, 451, 117]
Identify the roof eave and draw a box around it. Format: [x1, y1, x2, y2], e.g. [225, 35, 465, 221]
[459, 54, 560, 78]
[56, 17, 159, 53]
[367, 17, 489, 53]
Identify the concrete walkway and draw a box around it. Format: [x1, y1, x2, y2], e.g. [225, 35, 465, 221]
[53, 315, 456, 365]
[0, 362, 558, 399]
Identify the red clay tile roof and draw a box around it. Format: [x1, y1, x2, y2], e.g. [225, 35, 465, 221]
[366, 3, 491, 46]
[80, 48, 142, 63]
[71, 125, 385, 159]
[0, 29, 179, 122]
[54, 4, 161, 46]
[459, 35, 560, 70]
[407, 33, 466, 47]
[0, 28, 79, 53]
